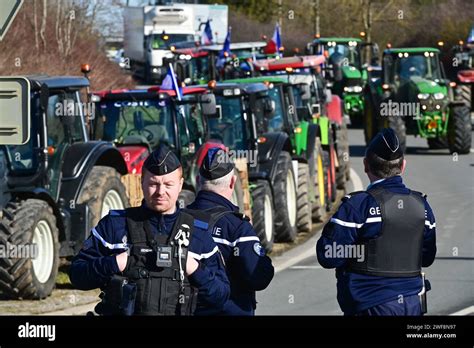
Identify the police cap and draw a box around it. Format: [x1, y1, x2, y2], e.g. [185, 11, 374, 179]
[366, 128, 404, 161]
[143, 143, 181, 175]
[200, 147, 234, 180]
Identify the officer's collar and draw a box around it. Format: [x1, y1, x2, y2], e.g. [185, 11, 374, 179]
[195, 190, 238, 211]
[367, 175, 402, 190]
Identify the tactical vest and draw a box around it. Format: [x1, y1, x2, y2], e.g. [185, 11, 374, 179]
[345, 187, 425, 277]
[121, 207, 198, 315]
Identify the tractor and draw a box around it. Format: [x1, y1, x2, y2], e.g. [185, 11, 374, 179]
[89, 86, 228, 208]
[0, 76, 129, 299]
[171, 41, 269, 84]
[364, 47, 472, 154]
[204, 81, 299, 251]
[307, 37, 379, 127]
[448, 37, 473, 119]
[253, 55, 350, 202]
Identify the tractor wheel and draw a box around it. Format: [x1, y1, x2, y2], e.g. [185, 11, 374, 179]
[448, 105, 472, 154]
[230, 169, 245, 212]
[78, 166, 129, 232]
[363, 92, 377, 145]
[272, 152, 297, 243]
[250, 180, 274, 252]
[296, 162, 312, 233]
[427, 137, 448, 149]
[387, 116, 407, 153]
[311, 138, 326, 222]
[455, 85, 471, 108]
[0, 199, 59, 299]
[336, 118, 350, 190]
[322, 146, 336, 212]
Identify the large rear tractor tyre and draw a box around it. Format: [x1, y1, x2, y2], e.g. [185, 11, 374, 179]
[0, 199, 59, 299]
[78, 166, 130, 232]
[387, 116, 407, 153]
[364, 93, 377, 145]
[296, 163, 312, 233]
[311, 138, 326, 222]
[250, 180, 274, 252]
[272, 152, 297, 243]
[427, 137, 448, 149]
[448, 105, 472, 155]
[336, 118, 350, 190]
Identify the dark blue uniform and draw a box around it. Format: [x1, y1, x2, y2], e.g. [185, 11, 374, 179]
[188, 191, 275, 315]
[70, 203, 231, 315]
[316, 176, 436, 315]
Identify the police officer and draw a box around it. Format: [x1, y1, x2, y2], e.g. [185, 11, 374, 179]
[316, 128, 436, 316]
[70, 144, 230, 315]
[188, 148, 274, 315]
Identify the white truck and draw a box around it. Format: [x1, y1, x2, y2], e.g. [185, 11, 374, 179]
[124, 3, 228, 83]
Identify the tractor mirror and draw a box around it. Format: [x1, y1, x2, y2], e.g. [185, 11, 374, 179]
[311, 103, 321, 115]
[264, 98, 275, 116]
[296, 106, 311, 121]
[200, 93, 217, 118]
[300, 84, 311, 101]
[0, 77, 31, 145]
[325, 88, 333, 103]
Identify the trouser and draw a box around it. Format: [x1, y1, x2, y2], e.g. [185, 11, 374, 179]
[356, 294, 422, 316]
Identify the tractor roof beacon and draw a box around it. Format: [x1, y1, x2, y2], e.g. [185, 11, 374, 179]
[0, 75, 129, 300]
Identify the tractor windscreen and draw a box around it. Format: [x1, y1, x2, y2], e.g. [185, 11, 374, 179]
[95, 98, 176, 149]
[209, 95, 248, 151]
[266, 88, 285, 132]
[327, 43, 361, 68]
[393, 53, 442, 81]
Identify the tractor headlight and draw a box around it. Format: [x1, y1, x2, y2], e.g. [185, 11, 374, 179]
[344, 86, 363, 93]
[433, 92, 445, 100]
[417, 93, 429, 100]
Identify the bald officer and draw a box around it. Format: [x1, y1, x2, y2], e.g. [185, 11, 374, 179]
[316, 128, 436, 316]
[70, 144, 230, 315]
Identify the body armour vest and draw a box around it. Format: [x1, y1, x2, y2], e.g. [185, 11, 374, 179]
[122, 207, 198, 315]
[345, 187, 425, 277]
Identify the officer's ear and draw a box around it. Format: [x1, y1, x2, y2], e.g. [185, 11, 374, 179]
[230, 174, 237, 190]
[363, 157, 369, 174]
[400, 158, 407, 174]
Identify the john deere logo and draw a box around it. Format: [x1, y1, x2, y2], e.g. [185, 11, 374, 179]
[0, 0, 23, 41]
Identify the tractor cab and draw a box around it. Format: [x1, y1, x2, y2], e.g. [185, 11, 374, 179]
[91, 86, 213, 177]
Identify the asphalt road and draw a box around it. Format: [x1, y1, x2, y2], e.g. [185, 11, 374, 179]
[256, 128, 474, 315]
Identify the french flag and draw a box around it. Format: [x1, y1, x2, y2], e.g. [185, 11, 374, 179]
[217, 27, 232, 68]
[264, 23, 282, 56]
[160, 63, 182, 101]
[468, 25, 474, 44]
[201, 20, 213, 45]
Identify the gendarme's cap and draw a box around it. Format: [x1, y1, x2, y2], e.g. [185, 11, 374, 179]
[367, 128, 404, 161]
[200, 147, 234, 180]
[143, 143, 181, 175]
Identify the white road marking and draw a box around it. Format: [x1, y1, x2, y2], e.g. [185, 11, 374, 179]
[449, 305, 474, 316]
[470, 148, 474, 153]
[289, 265, 324, 270]
[350, 167, 364, 191]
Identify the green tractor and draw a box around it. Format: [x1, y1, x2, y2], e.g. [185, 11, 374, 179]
[307, 37, 379, 127]
[0, 76, 129, 299]
[204, 82, 299, 251]
[364, 47, 472, 154]
[226, 75, 325, 232]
